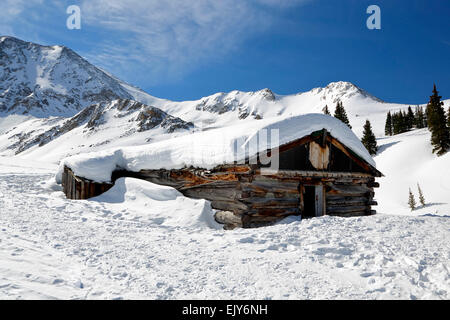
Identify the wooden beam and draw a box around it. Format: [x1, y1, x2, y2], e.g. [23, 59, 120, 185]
[253, 169, 374, 178]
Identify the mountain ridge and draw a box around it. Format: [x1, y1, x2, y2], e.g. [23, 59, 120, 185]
[0, 98, 193, 158]
[0, 36, 388, 120]
[1, 36, 449, 159]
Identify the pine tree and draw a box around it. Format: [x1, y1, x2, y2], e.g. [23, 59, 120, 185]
[397, 111, 403, 133]
[426, 84, 450, 156]
[415, 106, 425, 129]
[447, 106, 450, 128]
[401, 110, 408, 132]
[361, 120, 378, 155]
[407, 106, 415, 130]
[322, 105, 330, 115]
[385, 111, 393, 136]
[334, 101, 352, 129]
[417, 183, 425, 207]
[392, 110, 408, 135]
[423, 106, 428, 128]
[408, 188, 416, 211]
[392, 112, 400, 135]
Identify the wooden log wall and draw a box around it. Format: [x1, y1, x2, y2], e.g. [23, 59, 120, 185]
[240, 169, 378, 227]
[62, 165, 379, 229]
[62, 166, 113, 200]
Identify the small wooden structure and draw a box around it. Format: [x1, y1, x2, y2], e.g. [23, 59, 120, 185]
[62, 128, 382, 229]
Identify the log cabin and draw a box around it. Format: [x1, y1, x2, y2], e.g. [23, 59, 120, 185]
[59, 114, 382, 229]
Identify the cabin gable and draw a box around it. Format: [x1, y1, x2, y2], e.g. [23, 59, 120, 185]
[261, 129, 380, 176]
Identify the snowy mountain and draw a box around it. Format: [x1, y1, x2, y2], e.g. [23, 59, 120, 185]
[1, 36, 449, 163]
[1, 36, 440, 137]
[149, 81, 436, 138]
[0, 99, 193, 159]
[0, 36, 159, 117]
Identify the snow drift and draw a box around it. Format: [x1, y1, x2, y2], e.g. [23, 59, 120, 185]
[91, 178, 221, 229]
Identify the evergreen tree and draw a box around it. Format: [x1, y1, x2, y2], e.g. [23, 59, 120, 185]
[334, 101, 352, 129]
[361, 120, 378, 155]
[415, 106, 425, 129]
[408, 188, 416, 211]
[398, 112, 403, 132]
[401, 110, 408, 132]
[322, 105, 330, 115]
[385, 111, 393, 136]
[417, 183, 425, 207]
[407, 106, 415, 130]
[447, 106, 450, 128]
[392, 112, 400, 135]
[392, 110, 408, 135]
[426, 85, 450, 156]
[423, 107, 428, 128]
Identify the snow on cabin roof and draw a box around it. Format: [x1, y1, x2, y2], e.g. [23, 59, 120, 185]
[56, 114, 377, 183]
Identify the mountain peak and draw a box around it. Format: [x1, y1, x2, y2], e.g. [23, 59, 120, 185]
[0, 35, 23, 43]
[308, 81, 383, 103]
[325, 81, 359, 90]
[0, 37, 144, 117]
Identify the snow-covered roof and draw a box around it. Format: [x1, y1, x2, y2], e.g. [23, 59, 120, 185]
[57, 114, 376, 183]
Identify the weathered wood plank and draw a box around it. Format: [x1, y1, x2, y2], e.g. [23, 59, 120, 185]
[253, 169, 374, 178]
[326, 184, 372, 197]
[326, 199, 369, 206]
[210, 200, 249, 213]
[327, 205, 370, 214]
[182, 186, 240, 202]
[241, 197, 299, 208]
[327, 211, 368, 217]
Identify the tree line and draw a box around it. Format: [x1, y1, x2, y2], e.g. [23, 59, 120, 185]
[323, 101, 378, 155]
[384, 85, 450, 156]
[384, 106, 426, 136]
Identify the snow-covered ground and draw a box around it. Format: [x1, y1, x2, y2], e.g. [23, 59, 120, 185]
[375, 129, 450, 216]
[0, 149, 449, 299]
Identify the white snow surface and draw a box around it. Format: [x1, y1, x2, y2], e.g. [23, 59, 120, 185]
[57, 113, 376, 183]
[0, 159, 449, 299]
[375, 128, 450, 216]
[92, 178, 221, 230]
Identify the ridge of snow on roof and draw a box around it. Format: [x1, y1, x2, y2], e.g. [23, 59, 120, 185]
[56, 114, 376, 183]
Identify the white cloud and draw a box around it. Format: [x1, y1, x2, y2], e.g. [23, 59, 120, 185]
[79, 0, 308, 83]
[0, 0, 43, 36]
[0, 0, 309, 85]
[254, 0, 310, 7]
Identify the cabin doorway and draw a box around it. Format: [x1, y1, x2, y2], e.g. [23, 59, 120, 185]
[300, 185, 324, 218]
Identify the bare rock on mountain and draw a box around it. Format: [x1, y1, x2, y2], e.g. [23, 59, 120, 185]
[0, 36, 141, 117]
[6, 99, 193, 154]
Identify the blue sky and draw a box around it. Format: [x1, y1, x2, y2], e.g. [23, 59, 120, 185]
[1, 0, 449, 103]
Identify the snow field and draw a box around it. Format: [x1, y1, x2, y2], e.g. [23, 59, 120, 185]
[375, 129, 450, 216]
[0, 162, 449, 299]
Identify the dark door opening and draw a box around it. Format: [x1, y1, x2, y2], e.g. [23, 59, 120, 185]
[303, 186, 316, 218]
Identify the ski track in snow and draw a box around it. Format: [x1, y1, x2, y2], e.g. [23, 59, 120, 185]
[1, 168, 449, 299]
